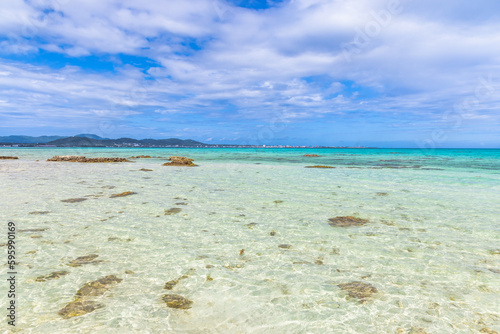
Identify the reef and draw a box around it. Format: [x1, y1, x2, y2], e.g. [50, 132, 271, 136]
[35, 271, 69, 282]
[165, 208, 182, 215]
[29, 211, 50, 215]
[130, 155, 151, 158]
[338, 281, 378, 302]
[303, 154, 320, 157]
[47, 156, 130, 163]
[58, 275, 122, 319]
[0, 156, 18, 159]
[162, 294, 193, 309]
[67, 254, 102, 267]
[162, 156, 197, 167]
[110, 191, 137, 198]
[61, 198, 88, 203]
[305, 165, 335, 168]
[163, 275, 188, 290]
[328, 216, 370, 227]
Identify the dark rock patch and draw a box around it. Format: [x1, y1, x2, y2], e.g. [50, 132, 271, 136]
[376, 192, 389, 196]
[48, 156, 130, 163]
[328, 216, 370, 227]
[61, 198, 88, 203]
[29, 211, 50, 215]
[58, 275, 122, 319]
[110, 191, 137, 198]
[278, 244, 292, 249]
[162, 294, 193, 309]
[19, 228, 48, 233]
[163, 156, 197, 167]
[0, 156, 18, 159]
[305, 165, 335, 168]
[139, 168, 153, 172]
[165, 208, 182, 215]
[303, 154, 320, 157]
[58, 300, 104, 319]
[338, 281, 378, 302]
[36, 271, 69, 282]
[67, 254, 102, 267]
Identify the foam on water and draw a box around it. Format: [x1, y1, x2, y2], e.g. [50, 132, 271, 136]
[1, 148, 499, 333]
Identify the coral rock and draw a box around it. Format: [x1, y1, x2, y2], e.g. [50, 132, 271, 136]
[328, 216, 370, 227]
[110, 191, 137, 198]
[162, 156, 197, 167]
[338, 281, 378, 302]
[162, 294, 193, 309]
[47, 156, 130, 163]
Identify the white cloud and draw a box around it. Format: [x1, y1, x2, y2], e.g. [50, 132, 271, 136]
[0, 0, 499, 141]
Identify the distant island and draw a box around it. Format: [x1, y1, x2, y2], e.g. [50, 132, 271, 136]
[0, 134, 208, 147]
[0, 134, 374, 148]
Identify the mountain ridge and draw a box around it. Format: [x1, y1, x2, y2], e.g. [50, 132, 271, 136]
[0, 134, 206, 147]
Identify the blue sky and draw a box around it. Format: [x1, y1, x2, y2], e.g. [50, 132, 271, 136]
[0, 0, 499, 147]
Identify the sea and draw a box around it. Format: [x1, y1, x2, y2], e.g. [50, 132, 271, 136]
[1, 148, 499, 333]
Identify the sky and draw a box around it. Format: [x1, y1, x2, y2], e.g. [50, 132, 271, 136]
[0, 0, 499, 147]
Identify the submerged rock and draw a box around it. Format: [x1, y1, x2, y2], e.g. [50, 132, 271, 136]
[61, 198, 88, 203]
[162, 294, 193, 309]
[67, 254, 102, 267]
[376, 192, 389, 196]
[338, 281, 378, 302]
[110, 191, 137, 198]
[75, 275, 123, 298]
[489, 249, 500, 255]
[47, 156, 130, 163]
[139, 168, 153, 172]
[278, 244, 292, 249]
[58, 275, 122, 319]
[162, 156, 197, 167]
[36, 271, 69, 282]
[163, 275, 188, 290]
[19, 228, 48, 233]
[58, 300, 104, 319]
[29, 211, 50, 215]
[0, 156, 19, 159]
[165, 208, 182, 215]
[303, 154, 320, 157]
[130, 155, 151, 158]
[305, 165, 335, 168]
[328, 216, 370, 227]
[480, 328, 499, 334]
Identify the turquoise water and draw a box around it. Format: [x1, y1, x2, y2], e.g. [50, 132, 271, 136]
[1, 148, 499, 333]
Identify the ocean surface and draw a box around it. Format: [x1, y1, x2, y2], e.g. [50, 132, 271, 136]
[1, 148, 499, 334]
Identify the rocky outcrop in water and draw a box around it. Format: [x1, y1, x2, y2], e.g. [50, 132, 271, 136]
[110, 191, 137, 198]
[36, 271, 69, 282]
[0, 156, 18, 159]
[61, 198, 87, 203]
[67, 254, 102, 267]
[47, 156, 130, 163]
[58, 275, 122, 318]
[338, 281, 378, 302]
[305, 165, 335, 168]
[162, 156, 197, 167]
[328, 216, 370, 227]
[162, 294, 193, 309]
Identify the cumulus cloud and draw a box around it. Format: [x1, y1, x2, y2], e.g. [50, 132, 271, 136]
[0, 0, 499, 145]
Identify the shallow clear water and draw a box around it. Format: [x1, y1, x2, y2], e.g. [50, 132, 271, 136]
[1, 148, 499, 333]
